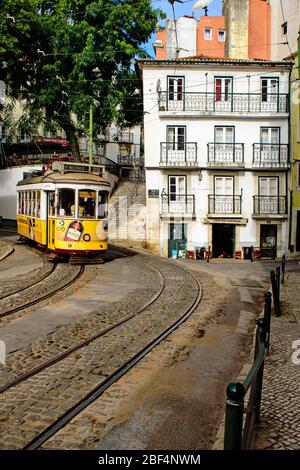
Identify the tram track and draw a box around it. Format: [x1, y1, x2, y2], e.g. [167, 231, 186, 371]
[22, 254, 203, 450]
[0, 257, 165, 393]
[0, 263, 56, 301]
[0, 249, 203, 450]
[0, 264, 84, 320]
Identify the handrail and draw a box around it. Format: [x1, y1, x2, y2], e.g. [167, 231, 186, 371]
[224, 290, 273, 450]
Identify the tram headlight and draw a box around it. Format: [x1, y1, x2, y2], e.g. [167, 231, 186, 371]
[83, 234, 91, 242]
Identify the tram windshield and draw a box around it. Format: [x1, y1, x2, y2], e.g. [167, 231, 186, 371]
[97, 191, 108, 219]
[78, 190, 96, 218]
[58, 189, 75, 217]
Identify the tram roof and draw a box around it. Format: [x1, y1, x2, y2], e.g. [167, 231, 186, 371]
[17, 171, 110, 187]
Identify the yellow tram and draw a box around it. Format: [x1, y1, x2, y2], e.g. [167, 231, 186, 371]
[16, 161, 110, 260]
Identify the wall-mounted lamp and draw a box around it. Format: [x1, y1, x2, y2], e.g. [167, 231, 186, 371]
[198, 170, 202, 181]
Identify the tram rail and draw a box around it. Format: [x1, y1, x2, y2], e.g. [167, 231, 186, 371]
[0, 257, 164, 393]
[0, 263, 56, 301]
[0, 264, 84, 319]
[0, 248, 203, 450]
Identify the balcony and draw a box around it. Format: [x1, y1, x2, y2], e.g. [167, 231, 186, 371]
[159, 92, 289, 115]
[160, 142, 198, 167]
[252, 144, 289, 169]
[253, 196, 287, 216]
[117, 155, 143, 166]
[161, 193, 195, 215]
[116, 131, 134, 143]
[208, 195, 242, 215]
[207, 143, 244, 168]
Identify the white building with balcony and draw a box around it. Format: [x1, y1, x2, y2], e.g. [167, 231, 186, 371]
[138, 56, 292, 258]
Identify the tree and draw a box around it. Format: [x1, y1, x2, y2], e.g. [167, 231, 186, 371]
[0, 0, 163, 160]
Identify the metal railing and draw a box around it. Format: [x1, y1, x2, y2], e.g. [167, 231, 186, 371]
[208, 194, 242, 214]
[224, 292, 272, 450]
[161, 193, 195, 215]
[270, 257, 285, 317]
[116, 132, 134, 143]
[253, 143, 289, 168]
[207, 143, 244, 166]
[224, 259, 285, 449]
[117, 155, 143, 166]
[159, 92, 289, 114]
[253, 196, 287, 215]
[160, 142, 197, 167]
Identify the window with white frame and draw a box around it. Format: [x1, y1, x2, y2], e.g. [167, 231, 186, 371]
[215, 127, 234, 143]
[204, 28, 212, 40]
[261, 78, 279, 103]
[259, 177, 278, 196]
[215, 176, 234, 195]
[167, 126, 185, 151]
[218, 30, 225, 42]
[260, 127, 280, 144]
[168, 76, 184, 102]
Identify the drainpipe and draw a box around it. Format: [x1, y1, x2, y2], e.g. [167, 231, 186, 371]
[288, 62, 293, 252]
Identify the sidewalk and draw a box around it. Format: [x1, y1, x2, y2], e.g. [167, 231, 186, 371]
[253, 262, 300, 450]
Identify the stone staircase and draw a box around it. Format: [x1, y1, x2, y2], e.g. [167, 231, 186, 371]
[109, 179, 146, 241]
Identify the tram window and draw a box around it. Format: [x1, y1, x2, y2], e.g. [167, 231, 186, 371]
[35, 191, 41, 218]
[18, 192, 21, 215]
[30, 191, 35, 216]
[24, 192, 29, 215]
[78, 190, 96, 218]
[58, 189, 75, 217]
[97, 191, 108, 219]
[20, 192, 24, 214]
[48, 192, 55, 217]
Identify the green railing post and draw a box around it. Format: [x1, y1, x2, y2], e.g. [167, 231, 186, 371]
[270, 270, 279, 317]
[224, 382, 245, 450]
[276, 266, 281, 316]
[254, 318, 267, 423]
[264, 291, 272, 354]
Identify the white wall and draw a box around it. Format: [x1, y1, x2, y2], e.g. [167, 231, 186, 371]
[0, 165, 42, 221]
[270, 0, 300, 59]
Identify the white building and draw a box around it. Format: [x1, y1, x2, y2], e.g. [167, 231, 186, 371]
[139, 56, 292, 258]
[269, 0, 300, 61]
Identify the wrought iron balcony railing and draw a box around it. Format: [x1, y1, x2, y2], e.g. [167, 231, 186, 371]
[160, 142, 197, 167]
[116, 132, 134, 143]
[161, 193, 195, 215]
[208, 195, 242, 214]
[252, 144, 289, 168]
[207, 143, 244, 166]
[253, 196, 287, 215]
[117, 155, 143, 166]
[159, 92, 289, 114]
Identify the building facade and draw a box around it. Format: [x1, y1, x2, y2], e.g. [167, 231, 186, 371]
[289, 40, 300, 254]
[223, 0, 271, 60]
[139, 57, 292, 258]
[153, 15, 226, 60]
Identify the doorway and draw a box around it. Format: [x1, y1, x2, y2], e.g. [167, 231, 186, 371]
[212, 224, 235, 258]
[260, 224, 277, 258]
[168, 223, 187, 258]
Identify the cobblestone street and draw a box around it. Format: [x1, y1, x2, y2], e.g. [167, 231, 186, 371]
[253, 262, 300, 450]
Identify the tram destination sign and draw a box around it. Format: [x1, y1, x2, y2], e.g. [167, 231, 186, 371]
[148, 189, 159, 198]
[52, 161, 104, 176]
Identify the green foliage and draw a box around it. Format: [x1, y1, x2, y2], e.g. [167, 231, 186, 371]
[0, 0, 163, 153]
